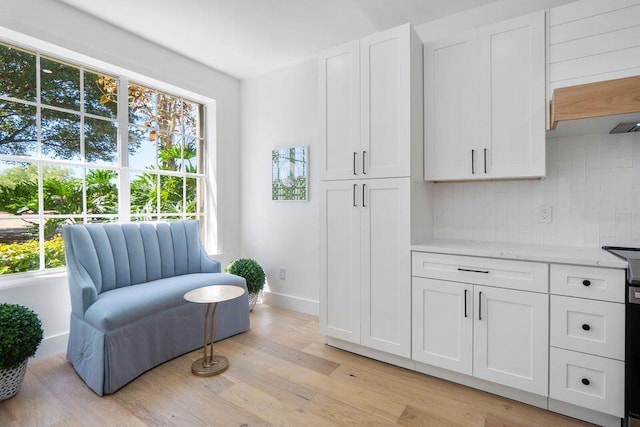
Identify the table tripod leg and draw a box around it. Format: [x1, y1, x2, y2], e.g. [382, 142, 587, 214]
[191, 300, 229, 376]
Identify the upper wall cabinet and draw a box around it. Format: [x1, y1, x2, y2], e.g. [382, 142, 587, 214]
[319, 24, 416, 181]
[424, 11, 546, 181]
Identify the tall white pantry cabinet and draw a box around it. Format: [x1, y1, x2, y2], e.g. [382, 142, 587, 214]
[318, 23, 429, 358]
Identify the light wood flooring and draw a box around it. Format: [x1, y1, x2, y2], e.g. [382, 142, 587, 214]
[0, 304, 594, 426]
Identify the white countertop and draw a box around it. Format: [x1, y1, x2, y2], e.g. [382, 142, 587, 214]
[411, 240, 628, 269]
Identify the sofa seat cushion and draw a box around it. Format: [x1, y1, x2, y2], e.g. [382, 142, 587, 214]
[84, 273, 245, 332]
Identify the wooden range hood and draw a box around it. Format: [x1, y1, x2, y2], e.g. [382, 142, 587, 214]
[549, 75, 640, 130]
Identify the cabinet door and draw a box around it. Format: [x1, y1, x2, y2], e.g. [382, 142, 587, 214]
[361, 178, 411, 356]
[319, 181, 361, 343]
[412, 278, 473, 375]
[474, 286, 549, 395]
[360, 24, 411, 179]
[318, 41, 361, 180]
[424, 31, 478, 181]
[478, 11, 545, 179]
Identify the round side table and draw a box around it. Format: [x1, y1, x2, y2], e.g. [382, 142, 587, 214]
[184, 285, 245, 376]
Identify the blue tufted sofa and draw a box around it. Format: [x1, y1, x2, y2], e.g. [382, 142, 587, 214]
[62, 220, 249, 395]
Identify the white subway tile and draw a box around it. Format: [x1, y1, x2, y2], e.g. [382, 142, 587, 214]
[431, 133, 636, 247]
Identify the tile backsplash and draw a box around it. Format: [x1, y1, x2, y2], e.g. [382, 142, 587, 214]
[432, 132, 640, 248]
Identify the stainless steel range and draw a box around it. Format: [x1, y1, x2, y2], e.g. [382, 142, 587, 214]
[603, 246, 640, 426]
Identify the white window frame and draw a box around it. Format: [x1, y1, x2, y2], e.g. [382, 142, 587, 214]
[0, 31, 217, 281]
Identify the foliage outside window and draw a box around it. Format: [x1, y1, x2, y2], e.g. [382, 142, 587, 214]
[0, 42, 206, 275]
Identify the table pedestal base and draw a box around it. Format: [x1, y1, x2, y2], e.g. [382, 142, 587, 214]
[191, 355, 229, 376]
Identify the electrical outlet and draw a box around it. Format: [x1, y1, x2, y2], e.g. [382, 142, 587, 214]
[538, 205, 552, 223]
[279, 267, 286, 280]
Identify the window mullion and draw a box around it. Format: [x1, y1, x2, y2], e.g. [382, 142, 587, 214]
[118, 76, 130, 223]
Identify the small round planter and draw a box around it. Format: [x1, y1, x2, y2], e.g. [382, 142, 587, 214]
[248, 292, 259, 311]
[0, 359, 28, 401]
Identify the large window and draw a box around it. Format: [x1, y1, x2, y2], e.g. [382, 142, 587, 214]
[0, 42, 206, 275]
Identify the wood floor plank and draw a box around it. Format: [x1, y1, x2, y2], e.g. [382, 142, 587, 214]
[7, 304, 598, 427]
[201, 338, 318, 407]
[306, 342, 593, 427]
[27, 354, 146, 427]
[330, 364, 487, 426]
[219, 381, 331, 426]
[300, 392, 397, 426]
[0, 371, 69, 427]
[269, 361, 406, 422]
[232, 329, 339, 375]
[398, 405, 468, 427]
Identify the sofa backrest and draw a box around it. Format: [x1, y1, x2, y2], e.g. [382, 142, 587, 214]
[62, 220, 205, 294]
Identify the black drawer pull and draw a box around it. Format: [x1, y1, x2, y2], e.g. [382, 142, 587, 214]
[581, 378, 590, 386]
[582, 324, 590, 331]
[458, 268, 489, 274]
[478, 291, 482, 321]
[582, 280, 591, 287]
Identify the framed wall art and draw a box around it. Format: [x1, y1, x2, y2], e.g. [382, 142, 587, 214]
[272, 146, 308, 201]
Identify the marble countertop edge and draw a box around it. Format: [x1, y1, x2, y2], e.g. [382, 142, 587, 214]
[411, 240, 628, 269]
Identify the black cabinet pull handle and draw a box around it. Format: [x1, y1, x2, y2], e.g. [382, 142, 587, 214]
[362, 184, 366, 207]
[362, 151, 367, 175]
[458, 268, 489, 274]
[581, 378, 590, 386]
[478, 291, 482, 321]
[483, 148, 487, 173]
[471, 149, 475, 174]
[582, 324, 591, 331]
[353, 184, 357, 207]
[583, 280, 591, 287]
[353, 152, 357, 175]
[464, 289, 468, 318]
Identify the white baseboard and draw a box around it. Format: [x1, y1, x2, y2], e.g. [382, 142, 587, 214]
[548, 399, 621, 427]
[414, 361, 548, 410]
[34, 332, 68, 360]
[262, 291, 319, 316]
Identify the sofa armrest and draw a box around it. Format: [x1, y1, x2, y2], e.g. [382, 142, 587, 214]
[200, 250, 221, 273]
[67, 257, 98, 317]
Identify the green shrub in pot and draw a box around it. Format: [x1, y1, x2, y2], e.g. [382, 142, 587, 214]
[225, 258, 265, 310]
[0, 303, 43, 400]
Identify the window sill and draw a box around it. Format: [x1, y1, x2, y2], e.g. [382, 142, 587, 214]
[0, 268, 67, 291]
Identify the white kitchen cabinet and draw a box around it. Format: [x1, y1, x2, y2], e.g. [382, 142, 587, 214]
[473, 286, 549, 396]
[550, 347, 624, 418]
[423, 11, 545, 181]
[319, 24, 415, 181]
[318, 41, 360, 181]
[478, 11, 546, 179]
[318, 180, 361, 343]
[320, 178, 411, 357]
[423, 31, 477, 181]
[548, 262, 626, 421]
[411, 253, 549, 396]
[412, 277, 473, 375]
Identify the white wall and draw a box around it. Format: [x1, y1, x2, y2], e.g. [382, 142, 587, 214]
[0, 0, 242, 357]
[240, 59, 319, 315]
[432, 132, 640, 247]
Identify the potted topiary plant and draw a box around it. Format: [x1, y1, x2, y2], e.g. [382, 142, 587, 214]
[225, 258, 266, 311]
[0, 303, 43, 401]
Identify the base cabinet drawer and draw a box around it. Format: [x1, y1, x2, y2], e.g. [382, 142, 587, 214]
[549, 347, 624, 418]
[550, 295, 625, 360]
[550, 264, 625, 302]
[412, 252, 548, 292]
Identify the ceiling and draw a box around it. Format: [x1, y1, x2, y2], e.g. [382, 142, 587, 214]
[57, 0, 497, 80]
